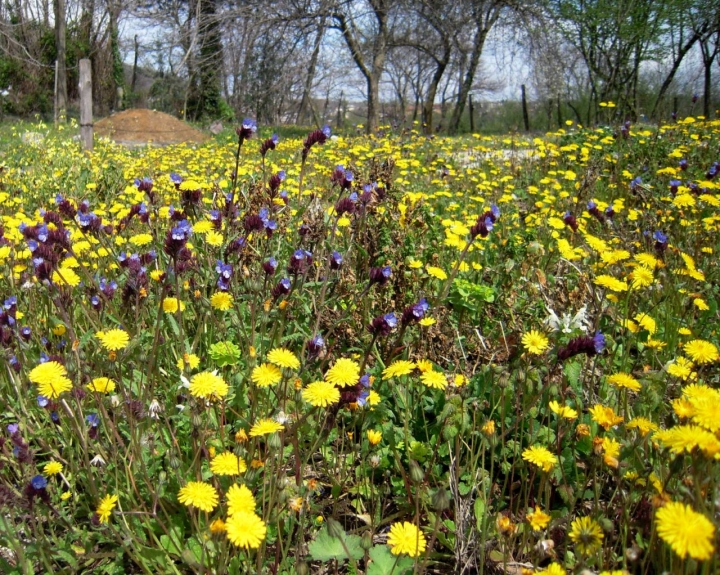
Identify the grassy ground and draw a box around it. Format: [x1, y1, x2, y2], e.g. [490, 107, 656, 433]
[0, 117, 718, 574]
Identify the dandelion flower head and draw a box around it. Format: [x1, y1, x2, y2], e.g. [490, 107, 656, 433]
[178, 481, 218, 512]
[325, 358, 360, 387]
[386, 521, 427, 557]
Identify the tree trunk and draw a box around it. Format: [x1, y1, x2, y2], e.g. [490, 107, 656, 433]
[53, 0, 67, 121]
[297, 21, 325, 125]
[653, 26, 706, 119]
[131, 36, 139, 94]
[449, 27, 488, 133]
[521, 84, 529, 131]
[422, 48, 450, 134]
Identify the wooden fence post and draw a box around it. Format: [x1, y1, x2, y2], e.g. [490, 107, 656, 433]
[79, 59, 93, 151]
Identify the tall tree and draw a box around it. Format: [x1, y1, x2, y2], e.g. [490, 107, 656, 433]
[552, 0, 665, 123]
[331, 0, 394, 133]
[53, 0, 67, 121]
[448, 0, 506, 133]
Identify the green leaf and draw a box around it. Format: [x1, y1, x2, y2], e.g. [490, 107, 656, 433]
[564, 361, 582, 391]
[309, 527, 364, 562]
[474, 497, 486, 530]
[160, 525, 184, 557]
[54, 549, 79, 569]
[366, 545, 414, 575]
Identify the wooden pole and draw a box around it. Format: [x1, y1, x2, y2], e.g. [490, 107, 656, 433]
[79, 59, 93, 152]
[521, 84, 530, 132]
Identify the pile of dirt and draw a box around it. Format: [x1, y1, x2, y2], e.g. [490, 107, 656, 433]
[95, 109, 209, 146]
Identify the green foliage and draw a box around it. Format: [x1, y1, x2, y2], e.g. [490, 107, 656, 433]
[308, 527, 364, 562]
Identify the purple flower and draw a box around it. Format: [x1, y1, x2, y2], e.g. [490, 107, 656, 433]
[37, 395, 49, 407]
[260, 134, 279, 156]
[593, 331, 606, 354]
[368, 312, 397, 337]
[86, 413, 100, 427]
[272, 278, 292, 299]
[563, 211, 578, 232]
[329, 251, 343, 270]
[263, 257, 278, 275]
[369, 266, 392, 287]
[307, 334, 325, 357]
[669, 179, 681, 195]
[679, 159, 688, 170]
[402, 298, 429, 326]
[557, 331, 604, 361]
[302, 125, 331, 159]
[236, 118, 257, 141]
[653, 230, 667, 244]
[31, 475, 48, 490]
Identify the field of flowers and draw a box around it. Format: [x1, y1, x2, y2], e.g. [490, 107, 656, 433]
[0, 115, 718, 575]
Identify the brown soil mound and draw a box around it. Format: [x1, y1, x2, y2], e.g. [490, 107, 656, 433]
[95, 109, 209, 145]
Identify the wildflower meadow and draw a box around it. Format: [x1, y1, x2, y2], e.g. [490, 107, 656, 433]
[0, 114, 719, 575]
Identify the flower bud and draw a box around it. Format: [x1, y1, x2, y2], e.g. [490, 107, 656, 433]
[409, 460, 425, 483]
[432, 488, 451, 511]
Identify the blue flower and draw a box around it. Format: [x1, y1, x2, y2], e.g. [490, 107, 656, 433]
[31, 475, 48, 490]
[593, 331, 606, 354]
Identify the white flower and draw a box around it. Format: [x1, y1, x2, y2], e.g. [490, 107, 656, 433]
[110, 394, 121, 407]
[179, 375, 190, 389]
[544, 305, 589, 333]
[90, 454, 106, 466]
[275, 411, 289, 425]
[148, 399, 161, 419]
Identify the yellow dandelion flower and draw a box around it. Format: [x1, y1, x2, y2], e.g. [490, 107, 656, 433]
[52, 268, 81, 287]
[43, 461, 63, 476]
[630, 266, 654, 289]
[267, 348, 300, 370]
[129, 233, 153, 246]
[383, 360, 416, 378]
[210, 452, 247, 476]
[568, 516, 604, 555]
[684, 340, 718, 364]
[29, 361, 72, 399]
[367, 430, 382, 445]
[325, 358, 360, 387]
[594, 275, 628, 292]
[522, 445, 557, 472]
[656, 502, 715, 560]
[426, 265, 447, 280]
[249, 418, 284, 437]
[302, 380, 340, 407]
[189, 371, 228, 399]
[386, 522, 427, 557]
[527, 506, 551, 531]
[87, 377, 116, 394]
[607, 372, 641, 392]
[162, 297, 185, 313]
[96, 329, 130, 351]
[589, 404, 623, 430]
[548, 400, 577, 420]
[226, 511, 266, 549]
[626, 417, 657, 436]
[210, 292, 234, 311]
[227, 484, 256, 516]
[251, 363, 282, 387]
[177, 482, 218, 512]
[96, 494, 118, 523]
[521, 330, 550, 355]
[419, 370, 448, 390]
